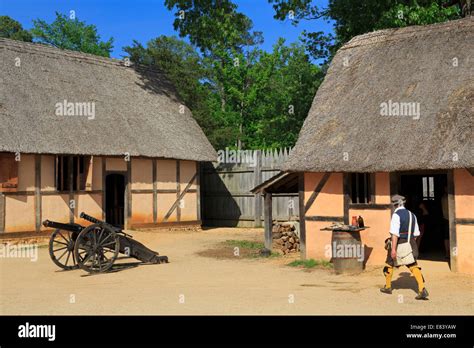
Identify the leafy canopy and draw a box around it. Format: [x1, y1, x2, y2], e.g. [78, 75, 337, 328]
[31, 12, 113, 57]
[0, 16, 32, 42]
[269, 0, 461, 61]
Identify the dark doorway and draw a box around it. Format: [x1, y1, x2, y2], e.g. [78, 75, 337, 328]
[400, 173, 449, 262]
[106, 173, 125, 228]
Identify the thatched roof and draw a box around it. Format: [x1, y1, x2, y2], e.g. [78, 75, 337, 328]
[0, 38, 216, 161]
[281, 18, 473, 173]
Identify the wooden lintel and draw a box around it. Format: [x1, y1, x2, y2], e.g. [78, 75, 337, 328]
[305, 216, 344, 222]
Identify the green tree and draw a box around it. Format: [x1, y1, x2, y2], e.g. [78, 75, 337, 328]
[0, 16, 32, 42]
[270, 0, 461, 61]
[31, 12, 113, 57]
[164, 0, 262, 54]
[245, 39, 322, 148]
[160, 1, 324, 149]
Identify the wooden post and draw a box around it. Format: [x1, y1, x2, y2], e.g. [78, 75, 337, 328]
[0, 193, 5, 233]
[389, 172, 399, 215]
[343, 173, 350, 225]
[68, 156, 74, 223]
[34, 155, 42, 232]
[176, 160, 181, 222]
[264, 191, 272, 251]
[153, 159, 157, 224]
[196, 161, 201, 222]
[447, 169, 458, 272]
[370, 173, 376, 204]
[298, 173, 306, 259]
[254, 150, 262, 227]
[125, 158, 132, 229]
[101, 157, 106, 220]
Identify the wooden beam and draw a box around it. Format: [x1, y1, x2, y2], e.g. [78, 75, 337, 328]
[101, 157, 106, 220]
[370, 173, 376, 204]
[196, 162, 201, 222]
[455, 218, 474, 225]
[163, 173, 197, 222]
[68, 156, 74, 223]
[348, 203, 391, 210]
[305, 216, 344, 222]
[389, 172, 399, 215]
[34, 155, 42, 232]
[0, 193, 5, 233]
[176, 160, 181, 222]
[254, 150, 262, 227]
[343, 173, 350, 225]
[264, 192, 272, 250]
[304, 173, 331, 213]
[298, 173, 306, 259]
[447, 169, 457, 272]
[125, 158, 132, 229]
[153, 159, 157, 224]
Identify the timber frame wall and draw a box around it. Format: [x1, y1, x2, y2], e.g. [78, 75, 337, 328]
[301, 169, 474, 274]
[0, 153, 201, 235]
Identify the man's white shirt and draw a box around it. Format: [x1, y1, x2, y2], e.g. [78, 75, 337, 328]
[389, 206, 420, 237]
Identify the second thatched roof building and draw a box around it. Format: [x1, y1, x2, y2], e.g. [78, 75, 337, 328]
[254, 18, 474, 274]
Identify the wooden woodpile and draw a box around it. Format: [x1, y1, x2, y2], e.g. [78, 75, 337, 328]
[272, 222, 300, 254]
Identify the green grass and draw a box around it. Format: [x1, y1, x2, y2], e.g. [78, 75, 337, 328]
[223, 240, 281, 258]
[287, 259, 333, 269]
[224, 240, 265, 250]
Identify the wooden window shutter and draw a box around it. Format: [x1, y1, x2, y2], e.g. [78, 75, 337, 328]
[0, 153, 19, 191]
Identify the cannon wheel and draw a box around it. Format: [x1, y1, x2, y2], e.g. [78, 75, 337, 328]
[73, 223, 120, 273]
[49, 228, 82, 270]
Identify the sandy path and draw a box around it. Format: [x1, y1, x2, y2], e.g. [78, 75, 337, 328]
[0, 227, 472, 315]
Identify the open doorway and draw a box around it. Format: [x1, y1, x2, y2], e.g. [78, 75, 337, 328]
[400, 173, 449, 262]
[105, 173, 125, 228]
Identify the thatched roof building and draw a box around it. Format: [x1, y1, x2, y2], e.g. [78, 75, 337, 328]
[0, 38, 216, 162]
[282, 17, 473, 173]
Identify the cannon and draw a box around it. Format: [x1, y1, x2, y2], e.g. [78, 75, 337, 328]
[43, 212, 168, 273]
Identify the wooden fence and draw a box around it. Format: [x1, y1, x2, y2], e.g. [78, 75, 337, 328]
[201, 148, 299, 227]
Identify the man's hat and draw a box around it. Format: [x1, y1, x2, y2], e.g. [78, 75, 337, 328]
[391, 194, 406, 206]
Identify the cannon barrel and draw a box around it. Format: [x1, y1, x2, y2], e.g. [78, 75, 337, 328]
[79, 212, 131, 237]
[42, 220, 84, 233]
[79, 212, 103, 224]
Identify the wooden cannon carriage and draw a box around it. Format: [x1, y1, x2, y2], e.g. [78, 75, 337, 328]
[43, 212, 168, 273]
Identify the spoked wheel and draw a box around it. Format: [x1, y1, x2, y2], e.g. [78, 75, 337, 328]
[74, 223, 120, 273]
[49, 229, 81, 270]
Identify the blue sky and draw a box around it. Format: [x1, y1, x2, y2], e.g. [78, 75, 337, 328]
[0, 0, 333, 59]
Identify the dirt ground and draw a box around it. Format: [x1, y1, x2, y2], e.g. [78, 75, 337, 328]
[0, 227, 472, 315]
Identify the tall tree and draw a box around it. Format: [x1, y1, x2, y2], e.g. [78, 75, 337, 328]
[31, 12, 113, 57]
[0, 16, 32, 42]
[164, 0, 262, 54]
[164, 0, 266, 148]
[270, 0, 461, 61]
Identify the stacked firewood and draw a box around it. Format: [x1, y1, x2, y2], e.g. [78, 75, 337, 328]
[272, 222, 300, 254]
